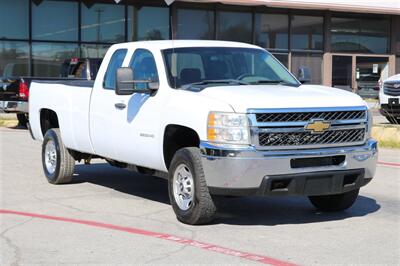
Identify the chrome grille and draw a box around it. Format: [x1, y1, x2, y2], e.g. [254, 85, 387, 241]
[383, 82, 400, 96]
[248, 107, 368, 150]
[256, 110, 365, 123]
[259, 128, 365, 147]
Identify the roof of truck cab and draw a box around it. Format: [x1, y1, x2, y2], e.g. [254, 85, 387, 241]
[110, 40, 262, 50]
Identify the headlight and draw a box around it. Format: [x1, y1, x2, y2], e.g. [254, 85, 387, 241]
[207, 112, 250, 145]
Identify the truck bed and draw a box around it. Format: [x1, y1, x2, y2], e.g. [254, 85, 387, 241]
[32, 79, 94, 88]
[29, 81, 94, 154]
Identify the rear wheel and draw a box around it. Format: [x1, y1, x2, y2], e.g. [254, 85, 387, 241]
[308, 189, 359, 212]
[16, 113, 28, 128]
[42, 128, 75, 184]
[168, 147, 216, 225]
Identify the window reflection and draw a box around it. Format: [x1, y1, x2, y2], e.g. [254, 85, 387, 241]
[291, 16, 323, 50]
[217, 11, 252, 43]
[81, 3, 125, 43]
[0, 41, 30, 77]
[32, 0, 78, 41]
[32, 42, 79, 77]
[331, 17, 389, 54]
[255, 14, 288, 50]
[291, 53, 323, 84]
[81, 44, 110, 58]
[0, 0, 29, 39]
[128, 6, 169, 41]
[177, 8, 214, 39]
[396, 17, 400, 55]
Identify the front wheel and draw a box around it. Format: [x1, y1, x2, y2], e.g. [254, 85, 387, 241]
[308, 189, 359, 212]
[168, 147, 216, 225]
[42, 128, 75, 184]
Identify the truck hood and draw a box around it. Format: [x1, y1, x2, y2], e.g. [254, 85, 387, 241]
[199, 84, 367, 112]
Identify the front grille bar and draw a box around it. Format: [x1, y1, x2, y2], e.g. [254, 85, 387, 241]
[248, 107, 368, 150]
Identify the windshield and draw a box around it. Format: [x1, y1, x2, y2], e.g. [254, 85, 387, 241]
[162, 47, 300, 89]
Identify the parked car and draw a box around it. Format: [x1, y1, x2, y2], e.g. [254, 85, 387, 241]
[379, 73, 400, 124]
[0, 58, 102, 127]
[28, 41, 377, 224]
[356, 74, 380, 99]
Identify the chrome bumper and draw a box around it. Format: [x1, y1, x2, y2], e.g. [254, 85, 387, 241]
[0, 100, 28, 113]
[200, 139, 378, 194]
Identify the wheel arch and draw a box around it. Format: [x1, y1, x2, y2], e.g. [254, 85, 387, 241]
[163, 124, 200, 170]
[40, 108, 59, 137]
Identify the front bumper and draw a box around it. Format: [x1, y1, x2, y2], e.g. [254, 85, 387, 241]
[0, 100, 28, 113]
[379, 104, 400, 118]
[200, 139, 378, 196]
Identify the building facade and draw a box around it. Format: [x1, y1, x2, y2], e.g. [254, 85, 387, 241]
[1, 0, 399, 91]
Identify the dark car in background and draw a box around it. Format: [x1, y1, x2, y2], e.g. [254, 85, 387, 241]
[0, 58, 102, 127]
[356, 74, 380, 99]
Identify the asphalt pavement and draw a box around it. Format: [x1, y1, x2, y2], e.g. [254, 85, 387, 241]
[1, 127, 399, 265]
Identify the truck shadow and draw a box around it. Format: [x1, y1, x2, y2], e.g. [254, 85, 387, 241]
[73, 163, 380, 226]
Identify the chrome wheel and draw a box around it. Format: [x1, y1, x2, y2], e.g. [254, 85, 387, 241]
[173, 164, 194, 211]
[44, 140, 57, 174]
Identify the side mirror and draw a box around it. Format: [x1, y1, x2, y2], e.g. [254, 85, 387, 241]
[116, 67, 135, 95]
[115, 67, 159, 95]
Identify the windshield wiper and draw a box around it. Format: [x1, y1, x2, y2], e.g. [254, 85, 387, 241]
[251, 80, 299, 87]
[181, 79, 249, 90]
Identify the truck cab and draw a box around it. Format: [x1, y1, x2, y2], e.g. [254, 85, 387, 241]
[29, 41, 378, 225]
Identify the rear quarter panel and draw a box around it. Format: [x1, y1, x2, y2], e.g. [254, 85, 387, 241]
[29, 82, 94, 154]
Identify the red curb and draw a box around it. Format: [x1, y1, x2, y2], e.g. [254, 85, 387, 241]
[0, 209, 298, 266]
[378, 161, 400, 168]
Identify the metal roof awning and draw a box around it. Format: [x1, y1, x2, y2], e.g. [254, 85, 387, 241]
[164, 0, 400, 15]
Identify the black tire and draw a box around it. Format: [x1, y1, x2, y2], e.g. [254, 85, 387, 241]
[16, 113, 28, 128]
[386, 116, 400, 124]
[308, 189, 359, 212]
[168, 147, 216, 225]
[42, 128, 75, 184]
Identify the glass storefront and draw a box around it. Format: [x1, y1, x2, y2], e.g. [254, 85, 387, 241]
[217, 10, 252, 43]
[331, 17, 390, 54]
[80, 44, 110, 58]
[32, 0, 78, 41]
[291, 53, 323, 84]
[0, 41, 30, 77]
[32, 42, 79, 77]
[81, 3, 125, 43]
[255, 13, 289, 50]
[176, 8, 215, 39]
[128, 6, 170, 41]
[291, 15, 323, 51]
[0, 0, 29, 39]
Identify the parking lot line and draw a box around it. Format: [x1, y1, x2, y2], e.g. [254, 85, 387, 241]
[378, 161, 400, 168]
[0, 209, 298, 266]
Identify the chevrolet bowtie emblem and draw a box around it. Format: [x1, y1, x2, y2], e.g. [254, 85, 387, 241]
[305, 120, 331, 134]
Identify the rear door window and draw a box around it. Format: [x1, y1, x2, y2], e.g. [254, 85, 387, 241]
[104, 49, 127, 90]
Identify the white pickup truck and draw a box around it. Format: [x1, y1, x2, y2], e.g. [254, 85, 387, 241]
[29, 40, 378, 224]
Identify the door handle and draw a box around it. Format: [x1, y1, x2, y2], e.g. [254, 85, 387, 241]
[114, 103, 126, 110]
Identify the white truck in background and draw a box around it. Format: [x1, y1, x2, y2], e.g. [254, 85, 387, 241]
[379, 74, 400, 124]
[29, 41, 377, 225]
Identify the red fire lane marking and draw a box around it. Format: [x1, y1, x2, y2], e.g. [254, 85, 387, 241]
[378, 161, 400, 168]
[0, 209, 298, 266]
